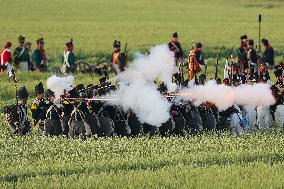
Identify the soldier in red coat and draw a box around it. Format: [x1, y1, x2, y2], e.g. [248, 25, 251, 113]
[0, 42, 12, 73]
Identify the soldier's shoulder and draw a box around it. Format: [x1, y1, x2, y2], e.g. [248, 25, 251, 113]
[31, 100, 40, 110]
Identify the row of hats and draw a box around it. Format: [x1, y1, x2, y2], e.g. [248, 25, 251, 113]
[18, 35, 45, 45]
[240, 34, 270, 46]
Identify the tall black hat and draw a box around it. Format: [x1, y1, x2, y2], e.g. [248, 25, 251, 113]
[113, 40, 121, 48]
[196, 42, 202, 48]
[45, 89, 55, 99]
[274, 69, 283, 78]
[68, 88, 80, 98]
[18, 35, 25, 43]
[35, 82, 44, 95]
[172, 32, 178, 38]
[17, 86, 29, 99]
[240, 34, 248, 41]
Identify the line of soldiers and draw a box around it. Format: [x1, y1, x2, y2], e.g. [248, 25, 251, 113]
[4, 66, 284, 138]
[0, 35, 47, 73]
[167, 32, 276, 86]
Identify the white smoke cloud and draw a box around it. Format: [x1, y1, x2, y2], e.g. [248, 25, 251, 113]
[233, 83, 275, 107]
[107, 44, 176, 126]
[179, 81, 275, 111]
[180, 80, 234, 111]
[46, 75, 74, 100]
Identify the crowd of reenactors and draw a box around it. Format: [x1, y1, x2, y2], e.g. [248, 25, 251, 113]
[0, 35, 127, 75]
[2, 32, 284, 137]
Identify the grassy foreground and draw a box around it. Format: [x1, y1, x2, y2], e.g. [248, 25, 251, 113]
[0, 73, 284, 188]
[0, 126, 284, 188]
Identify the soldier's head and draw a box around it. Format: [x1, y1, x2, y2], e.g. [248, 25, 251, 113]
[248, 39, 254, 48]
[18, 35, 25, 47]
[261, 38, 269, 47]
[17, 86, 29, 104]
[45, 89, 55, 102]
[223, 78, 230, 86]
[35, 82, 44, 100]
[216, 78, 222, 85]
[172, 32, 178, 42]
[196, 42, 202, 51]
[4, 42, 12, 49]
[66, 39, 73, 51]
[240, 34, 248, 44]
[274, 68, 283, 82]
[113, 40, 121, 51]
[24, 42, 32, 50]
[36, 38, 44, 49]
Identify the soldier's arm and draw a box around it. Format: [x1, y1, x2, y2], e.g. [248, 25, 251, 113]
[33, 50, 41, 66]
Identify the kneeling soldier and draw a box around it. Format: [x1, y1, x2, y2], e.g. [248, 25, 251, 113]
[4, 86, 31, 136]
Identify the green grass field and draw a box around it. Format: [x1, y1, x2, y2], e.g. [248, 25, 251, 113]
[1, 0, 284, 63]
[1, 0, 284, 188]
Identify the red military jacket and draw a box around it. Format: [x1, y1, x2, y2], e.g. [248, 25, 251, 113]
[0, 48, 12, 66]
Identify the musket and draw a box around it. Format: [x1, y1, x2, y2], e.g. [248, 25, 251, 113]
[9, 67, 18, 106]
[224, 57, 229, 79]
[204, 60, 208, 75]
[124, 42, 128, 54]
[65, 97, 120, 101]
[215, 54, 219, 80]
[230, 55, 234, 83]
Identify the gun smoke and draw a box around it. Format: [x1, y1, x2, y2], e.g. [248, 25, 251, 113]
[107, 44, 177, 126]
[180, 80, 275, 111]
[46, 75, 74, 100]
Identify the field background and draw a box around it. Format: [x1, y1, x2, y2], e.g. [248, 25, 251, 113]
[1, 0, 284, 188]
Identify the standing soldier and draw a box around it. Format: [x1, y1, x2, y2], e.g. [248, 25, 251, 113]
[111, 40, 127, 74]
[247, 39, 258, 76]
[168, 32, 183, 61]
[194, 42, 205, 66]
[262, 39, 275, 68]
[168, 32, 184, 84]
[33, 37, 47, 72]
[0, 42, 12, 73]
[14, 35, 30, 72]
[61, 39, 76, 74]
[31, 82, 47, 134]
[4, 86, 31, 136]
[188, 43, 201, 81]
[25, 42, 34, 71]
[237, 35, 248, 72]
